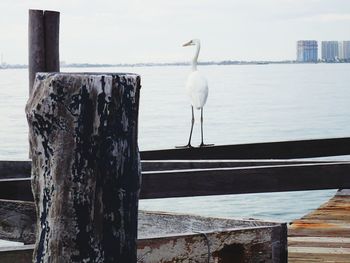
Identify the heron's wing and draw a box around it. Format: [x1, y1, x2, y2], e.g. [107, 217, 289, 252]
[186, 72, 208, 109]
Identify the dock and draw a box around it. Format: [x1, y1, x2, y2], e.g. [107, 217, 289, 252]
[1, 138, 350, 262]
[289, 189, 350, 262]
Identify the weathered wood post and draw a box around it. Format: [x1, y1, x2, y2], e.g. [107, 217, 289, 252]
[28, 10, 45, 96]
[26, 72, 141, 262]
[28, 9, 60, 95]
[28, 9, 60, 158]
[43, 11, 60, 72]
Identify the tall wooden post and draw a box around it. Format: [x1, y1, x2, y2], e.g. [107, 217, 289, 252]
[28, 10, 45, 96]
[28, 9, 60, 158]
[28, 9, 60, 95]
[44, 11, 60, 72]
[26, 73, 141, 263]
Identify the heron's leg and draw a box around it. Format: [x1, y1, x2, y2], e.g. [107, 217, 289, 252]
[175, 106, 194, 148]
[200, 107, 204, 146]
[187, 106, 195, 146]
[199, 108, 214, 147]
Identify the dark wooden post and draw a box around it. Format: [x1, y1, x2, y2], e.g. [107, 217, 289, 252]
[44, 11, 60, 72]
[28, 9, 60, 95]
[26, 73, 141, 263]
[28, 9, 60, 158]
[28, 10, 45, 95]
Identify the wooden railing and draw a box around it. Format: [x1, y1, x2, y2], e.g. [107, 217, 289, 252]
[1, 137, 350, 201]
[141, 137, 350, 160]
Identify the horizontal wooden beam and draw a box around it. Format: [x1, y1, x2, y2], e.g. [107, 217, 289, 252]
[140, 162, 350, 198]
[1, 162, 350, 201]
[0, 179, 31, 201]
[141, 137, 350, 160]
[0, 161, 31, 179]
[0, 159, 340, 178]
[0, 245, 34, 263]
[141, 160, 339, 171]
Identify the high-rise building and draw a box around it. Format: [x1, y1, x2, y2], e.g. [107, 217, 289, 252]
[340, 41, 350, 61]
[338, 42, 344, 60]
[321, 41, 339, 62]
[297, 40, 318, 62]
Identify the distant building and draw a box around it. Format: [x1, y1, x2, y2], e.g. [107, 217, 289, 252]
[338, 42, 344, 60]
[297, 40, 318, 62]
[321, 41, 339, 62]
[339, 41, 350, 61]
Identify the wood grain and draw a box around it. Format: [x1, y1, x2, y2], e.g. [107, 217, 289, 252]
[288, 189, 350, 262]
[141, 137, 350, 160]
[1, 162, 350, 201]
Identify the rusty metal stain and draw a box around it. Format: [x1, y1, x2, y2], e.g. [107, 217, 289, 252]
[288, 189, 350, 262]
[291, 222, 338, 229]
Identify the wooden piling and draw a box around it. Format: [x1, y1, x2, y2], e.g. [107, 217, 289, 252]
[28, 9, 60, 158]
[28, 9, 60, 95]
[26, 73, 141, 262]
[43, 11, 60, 72]
[28, 10, 45, 96]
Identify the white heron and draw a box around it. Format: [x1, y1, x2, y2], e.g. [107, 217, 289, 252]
[178, 39, 213, 148]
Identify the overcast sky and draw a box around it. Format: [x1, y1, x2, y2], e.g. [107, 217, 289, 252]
[1, 0, 350, 64]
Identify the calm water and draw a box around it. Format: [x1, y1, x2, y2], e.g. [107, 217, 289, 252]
[1, 63, 349, 222]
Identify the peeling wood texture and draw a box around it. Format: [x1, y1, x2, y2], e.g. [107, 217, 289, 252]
[0, 209, 286, 263]
[288, 189, 350, 262]
[137, 211, 287, 263]
[25, 72, 141, 262]
[0, 200, 36, 244]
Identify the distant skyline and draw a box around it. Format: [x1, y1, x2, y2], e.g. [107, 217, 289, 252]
[1, 0, 350, 64]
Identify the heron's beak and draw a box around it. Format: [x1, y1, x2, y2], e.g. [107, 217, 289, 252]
[182, 41, 193, 47]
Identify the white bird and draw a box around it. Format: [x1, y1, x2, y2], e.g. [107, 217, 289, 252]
[178, 39, 212, 148]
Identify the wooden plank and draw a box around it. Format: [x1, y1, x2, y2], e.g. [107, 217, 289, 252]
[141, 137, 350, 160]
[0, 159, 338, 178]
[0, 161, 31, 179]
[288, 227, 350, 238]
[288, 189, 350, 262]
[0, 245, 34, 263]
[288, 236, 350, 248]
[289, 248, 350, 263]
[0, 178, 32, 201]
[0, 240, 23, 247]
[291, 219, 350, 228]
[140, 162, 350, 199]
[289, 246, 350, 254]
[289, 246, 350, 262]
[141, 160, 339, 171]
[1, 162, 350, 201]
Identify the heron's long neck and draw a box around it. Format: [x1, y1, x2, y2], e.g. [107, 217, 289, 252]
[192, 42, 200, 71]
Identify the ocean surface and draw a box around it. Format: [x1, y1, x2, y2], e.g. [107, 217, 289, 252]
[1, 63, 349, 222]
